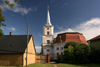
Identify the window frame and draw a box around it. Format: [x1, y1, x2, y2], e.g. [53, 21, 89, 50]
[57, 47, 59, 50]
[47, 40, 50, 44]
[47, 31, 49, 35]
[47, 49, 50, 52]
[47, 28, 49, 30]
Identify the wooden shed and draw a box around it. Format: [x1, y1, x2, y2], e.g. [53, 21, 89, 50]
[0, 32, 36, 66]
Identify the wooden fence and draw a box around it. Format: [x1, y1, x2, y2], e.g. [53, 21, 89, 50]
[35, 54, 50, 63]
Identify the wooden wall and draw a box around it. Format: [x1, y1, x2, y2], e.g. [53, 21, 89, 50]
[0, 53, 23, 66]
[35, 54, 50, 63]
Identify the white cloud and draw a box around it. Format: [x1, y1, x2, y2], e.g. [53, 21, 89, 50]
[0, 0, 36, 15]
[56, 25, 63, 30]
[35, 46, 41, 49]
[60, 3, 68, 8]
[7, 27, 16, 31]
[54, 18, 100, 40]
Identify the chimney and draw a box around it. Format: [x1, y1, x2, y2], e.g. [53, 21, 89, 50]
[9, 32, 12, 35]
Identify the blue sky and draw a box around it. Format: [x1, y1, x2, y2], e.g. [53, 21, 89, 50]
[0, 0, 100, 53]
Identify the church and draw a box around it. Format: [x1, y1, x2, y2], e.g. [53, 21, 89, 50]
[42, 7, 88, 59]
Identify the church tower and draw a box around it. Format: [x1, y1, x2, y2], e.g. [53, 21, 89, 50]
[42, 6, 54, 56]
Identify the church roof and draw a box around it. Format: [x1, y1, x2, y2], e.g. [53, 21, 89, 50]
[45, 6, 52, 26]
[89, 35, 100, 41]
[53, 32, 88, 44]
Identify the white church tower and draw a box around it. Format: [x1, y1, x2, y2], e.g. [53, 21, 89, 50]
[42, 6, 54, 57]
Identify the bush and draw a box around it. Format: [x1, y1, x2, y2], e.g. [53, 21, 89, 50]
[56, 55, 64, 63]
[63, 42, 91, 64]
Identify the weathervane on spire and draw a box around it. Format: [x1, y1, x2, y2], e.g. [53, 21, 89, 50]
[47, 6, 49, 8]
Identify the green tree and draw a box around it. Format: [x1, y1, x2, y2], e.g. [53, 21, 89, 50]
[0, 29, 4, 38]
[40, 46, 44, 54]
[63, 41, 91, 64]
[64, 41, 79, 48]
[0, 0, 18, 27]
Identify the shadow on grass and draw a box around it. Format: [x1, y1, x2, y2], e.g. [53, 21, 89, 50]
[55, 63, 100, 67]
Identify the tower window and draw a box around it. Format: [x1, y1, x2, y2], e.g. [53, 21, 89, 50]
[47, 28, 49, 30]
[47, 32, 49, 35]
[47, 49, 50, 52]
[47, 40, 50, 44]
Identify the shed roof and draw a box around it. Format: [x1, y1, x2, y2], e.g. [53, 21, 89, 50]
[0, 35, 32, 53]
[89, 35, 100, 41]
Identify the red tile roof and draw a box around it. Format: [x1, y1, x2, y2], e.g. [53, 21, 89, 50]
[89, 35, 100, 41]
[53, 32, 88, 44]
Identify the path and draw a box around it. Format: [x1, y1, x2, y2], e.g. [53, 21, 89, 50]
[54, 64, 57, 67]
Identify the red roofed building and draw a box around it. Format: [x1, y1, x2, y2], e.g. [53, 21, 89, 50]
[53, 32, 88, 44]
[52, 32, 88, 59]
[88, 35, 100, 50]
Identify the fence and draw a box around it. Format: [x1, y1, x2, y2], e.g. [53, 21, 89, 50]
[35, 54, 50, 63]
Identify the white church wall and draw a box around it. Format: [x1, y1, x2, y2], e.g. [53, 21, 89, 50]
[43, 26, 54, 35]
[42, 36, 53, 46]
[53, 43, 66, 59]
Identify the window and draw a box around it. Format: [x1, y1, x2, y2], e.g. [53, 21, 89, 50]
[47, 28, 49, 30]
[47, 40, 50, 44]
[47, 49, 50, 52]
[57, 47, 59, 50]
[62, 47, 63, 50]
[47, 32, 49, 35]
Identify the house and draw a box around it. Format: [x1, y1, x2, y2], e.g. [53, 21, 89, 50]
[52, 32, 88, 59]
[42, 6, 88, 59]
[0, 32, 36, 66]
[88, 35, 100, 50]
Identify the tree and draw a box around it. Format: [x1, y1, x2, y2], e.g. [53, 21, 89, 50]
[63, 41, 91, 64]
[0, 29, 4, 38]
[40, 45, 44, 54]
[0, 0, 18, 27]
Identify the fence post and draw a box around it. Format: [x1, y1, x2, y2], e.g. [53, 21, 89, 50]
[47, 54, 50, 63]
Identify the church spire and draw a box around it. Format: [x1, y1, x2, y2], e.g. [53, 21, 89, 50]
[45, 6, 52, 26]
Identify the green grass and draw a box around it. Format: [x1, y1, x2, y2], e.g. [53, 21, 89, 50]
[27, 63, 54, 67]
[0, 63, 100, 67]
[56, 63, 100, 67]
[0, 63, 54, 67]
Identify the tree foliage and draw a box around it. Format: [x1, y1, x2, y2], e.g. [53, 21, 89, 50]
[0, 0, 18, 27]
[40, 46, 44, 54]
[57, 41, 91, 64]
[0, 7, 5, 27]
[0, 29, 4, 38]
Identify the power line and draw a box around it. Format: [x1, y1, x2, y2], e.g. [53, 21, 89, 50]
[21, 0, 28, 27]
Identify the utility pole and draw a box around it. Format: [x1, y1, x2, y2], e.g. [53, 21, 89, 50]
[26, 26, 29, 66]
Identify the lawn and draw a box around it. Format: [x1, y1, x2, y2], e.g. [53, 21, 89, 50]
[56, 63, 100, 67]
[0, 63, 54, 67]
[0, 63, 100, 67]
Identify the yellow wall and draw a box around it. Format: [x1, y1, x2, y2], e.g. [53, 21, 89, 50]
[23, 36, 36, 66]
